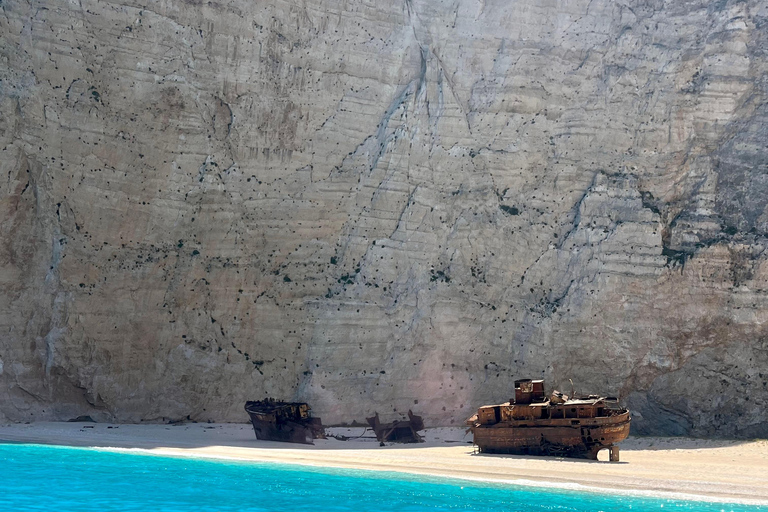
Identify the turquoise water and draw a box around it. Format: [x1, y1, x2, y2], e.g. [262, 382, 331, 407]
[0, 443, 763, 512]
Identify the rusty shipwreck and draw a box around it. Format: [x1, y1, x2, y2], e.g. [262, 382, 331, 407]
[367, 410, 425, 444]
[467, 379, 630, 460]
[244, 399, 325, 444]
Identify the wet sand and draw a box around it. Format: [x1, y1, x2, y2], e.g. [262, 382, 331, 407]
[1, 422, 766, 505]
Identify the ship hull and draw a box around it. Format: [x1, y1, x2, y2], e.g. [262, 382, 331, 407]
[472, 411, 630, 459]
[244, 401, 325, 445]
[246, 412, 320, 444]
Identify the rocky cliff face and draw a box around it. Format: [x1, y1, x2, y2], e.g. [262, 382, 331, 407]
[1, 0, 767, 437]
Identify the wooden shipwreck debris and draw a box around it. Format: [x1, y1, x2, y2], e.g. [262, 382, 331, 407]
[367, 410, 425, 444]
[244, 399, 325, 444]
[467, 379, 630, 460]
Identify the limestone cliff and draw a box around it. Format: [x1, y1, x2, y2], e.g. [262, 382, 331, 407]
[1, 0, 767, 437]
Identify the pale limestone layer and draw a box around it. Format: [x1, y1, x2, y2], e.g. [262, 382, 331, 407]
[1, 0, 767, 436]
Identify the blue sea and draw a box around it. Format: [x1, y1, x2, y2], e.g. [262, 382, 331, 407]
[0, 443, 763, 511]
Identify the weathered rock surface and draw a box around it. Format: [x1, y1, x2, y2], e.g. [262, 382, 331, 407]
[1, 0, 767, 436]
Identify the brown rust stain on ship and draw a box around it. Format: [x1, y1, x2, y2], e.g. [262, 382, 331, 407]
[467, 379, 630, 460]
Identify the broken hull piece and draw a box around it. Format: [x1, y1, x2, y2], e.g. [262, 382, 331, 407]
[367, 410, 425, 444]
[244, 400, 325, 445]
[468, 379, 631, 459]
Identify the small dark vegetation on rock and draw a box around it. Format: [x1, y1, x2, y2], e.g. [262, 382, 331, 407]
[499, 205, 519, 216]
[430, 269, 450, 283]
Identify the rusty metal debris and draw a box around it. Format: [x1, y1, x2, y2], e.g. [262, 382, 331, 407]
[367, 410, 425, 444]
[467, 379, 630, 460]
[244, 399, 325, 444]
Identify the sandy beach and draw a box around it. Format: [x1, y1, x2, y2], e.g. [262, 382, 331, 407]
[1, 422, 767, 505]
